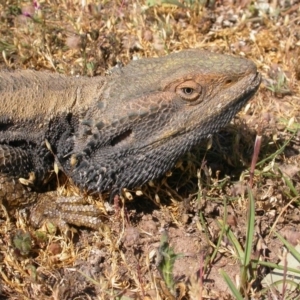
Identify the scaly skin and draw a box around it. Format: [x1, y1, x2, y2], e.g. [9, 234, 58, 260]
[0, 50, 261, 229]
[0, 71, 105, 229]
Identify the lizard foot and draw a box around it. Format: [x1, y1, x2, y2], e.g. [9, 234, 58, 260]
[1, 174, 104, 231]
[30, 194, 104, 231]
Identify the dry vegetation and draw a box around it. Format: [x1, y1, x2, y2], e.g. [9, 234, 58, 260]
[0, 0, 300, 299]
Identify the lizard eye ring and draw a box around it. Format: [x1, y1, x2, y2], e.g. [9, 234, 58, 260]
[175, 80, 202, 101]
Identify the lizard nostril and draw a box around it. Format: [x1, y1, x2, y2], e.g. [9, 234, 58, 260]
[111, 129, 132, 147]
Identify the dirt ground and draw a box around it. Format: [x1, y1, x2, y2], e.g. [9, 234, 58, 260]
[0, 0, 300, 299]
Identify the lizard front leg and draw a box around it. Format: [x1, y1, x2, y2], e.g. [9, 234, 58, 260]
[0, 145, 103, 230]
[0, 173, 104, 231]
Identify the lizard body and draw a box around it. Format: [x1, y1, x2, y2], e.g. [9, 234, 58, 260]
[0, 50, 261, 229]
[1, 71, 105, 181]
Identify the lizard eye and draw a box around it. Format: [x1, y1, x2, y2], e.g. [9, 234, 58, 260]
[182, 87, 194, 95]
[175, 80, 202, 101]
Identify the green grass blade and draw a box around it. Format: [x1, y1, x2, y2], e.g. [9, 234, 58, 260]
[280, 171, 299, 198]
[219, 270, 244, 300]
[217, 220, 245, 263]
[243, 187, 255, 268]
[274, 232, 300, 262]
[239, 187, 255, 289]
[260, 279, 300, 295]
[254, 260, 300, 275]
[256, 135, 295, 167]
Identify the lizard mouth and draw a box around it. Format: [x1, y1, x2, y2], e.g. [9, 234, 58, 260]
[251, 72, 262, 90]
[222, 71, 261, 124]
[244, 72, 261, 102]
[249, 71, 261, 93]
[233, 71, 261, 108]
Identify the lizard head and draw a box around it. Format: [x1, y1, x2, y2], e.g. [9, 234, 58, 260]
[69, 50, 261, 193]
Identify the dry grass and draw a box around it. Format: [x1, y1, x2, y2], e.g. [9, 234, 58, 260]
[0, 0, 300, 299]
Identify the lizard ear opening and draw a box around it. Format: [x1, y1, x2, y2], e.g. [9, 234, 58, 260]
[111, 129, 132, 147]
